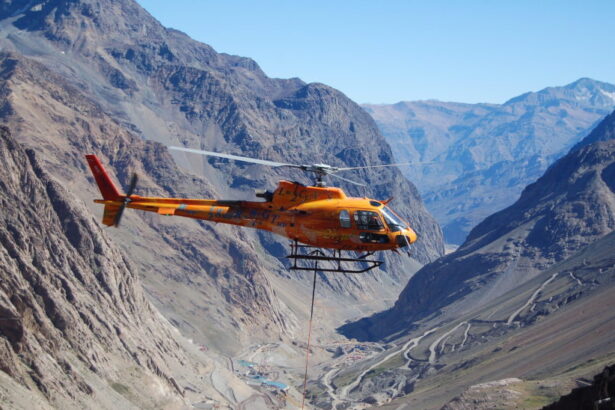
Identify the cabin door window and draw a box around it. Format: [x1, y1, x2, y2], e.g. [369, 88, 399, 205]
[354, 210, 384, 231]
[339, 210, 352, 228]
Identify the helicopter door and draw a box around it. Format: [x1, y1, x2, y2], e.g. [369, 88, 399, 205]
[354, 210, 389, 244]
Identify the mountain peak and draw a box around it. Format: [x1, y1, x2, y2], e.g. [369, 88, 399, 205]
[502, 77, 615, 107]
[566, 77, 609, 90]
[1, 0, 165, 44]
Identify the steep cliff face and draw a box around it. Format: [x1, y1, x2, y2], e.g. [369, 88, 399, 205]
[0, 52, 295, 355]
[0, 126, 242, 408]
[0, 0, 444, 358]
[364, 79, 615, 244]
[342, 109, 615, 339]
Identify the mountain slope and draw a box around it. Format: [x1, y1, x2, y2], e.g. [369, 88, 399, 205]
[344, 109, 615, 339]
[543, 363, 615, 410]
[364, 79, 615, 244]
[0, 50, 296, 354]
[311, 231, 615, 408]
[0, 126, 251, 409]
[326, 110, 615, 408]
[381, 230, 615, 409]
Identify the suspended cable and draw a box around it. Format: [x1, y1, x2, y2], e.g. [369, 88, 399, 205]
[301, 261, 319, 409]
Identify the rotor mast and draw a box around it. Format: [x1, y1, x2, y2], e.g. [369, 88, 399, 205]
[301, 164, 335, 187]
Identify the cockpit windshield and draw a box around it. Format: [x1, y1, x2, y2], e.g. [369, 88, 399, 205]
[381, 206, 408, 232]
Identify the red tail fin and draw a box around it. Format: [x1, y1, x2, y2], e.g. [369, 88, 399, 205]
[85, 155, 121, 200]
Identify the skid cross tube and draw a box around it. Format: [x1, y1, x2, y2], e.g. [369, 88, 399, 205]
[287, 241, 384, 273]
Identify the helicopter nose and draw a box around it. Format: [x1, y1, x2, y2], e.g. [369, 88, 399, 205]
[406, 227, 417, 243]
[395, 228, 417, 248]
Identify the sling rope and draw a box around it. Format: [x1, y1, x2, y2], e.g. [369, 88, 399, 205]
[301, 267, 319, 409]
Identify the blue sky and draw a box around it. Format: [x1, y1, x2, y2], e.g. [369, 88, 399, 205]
[136, 1, 615, 104]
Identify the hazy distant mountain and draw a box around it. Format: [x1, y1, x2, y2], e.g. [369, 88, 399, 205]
[0, 0, 444, 406]
[364, 79, 615, 244]
[332, 110, 615, 407]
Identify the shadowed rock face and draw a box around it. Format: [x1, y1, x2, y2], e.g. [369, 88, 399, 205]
[0, 126, 192, 407]
[364, 79, 615, 244]
[340, 109, 615, 340]
[543, 364, 615, 410]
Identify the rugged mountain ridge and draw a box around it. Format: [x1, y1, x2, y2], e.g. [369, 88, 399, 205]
[0, 125, 248, 409]
[343, 109, 615, 339]
[364, 79, 615, 243]
[321, 110, 615, 408]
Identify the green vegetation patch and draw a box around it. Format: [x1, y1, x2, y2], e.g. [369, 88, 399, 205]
[520, 393, 558, 408]
[111, 382, 130, 396]
[333, 370, 360, 389]
[381, 352, 406, 369]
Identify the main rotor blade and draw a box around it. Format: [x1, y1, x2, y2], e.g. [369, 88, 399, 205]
[335, 161, 433, 172]
[169, 146, 296, 168]
[329, 173, 366, 187]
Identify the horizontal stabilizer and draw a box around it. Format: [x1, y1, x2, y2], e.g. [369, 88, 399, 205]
[102, 203, 121, 226]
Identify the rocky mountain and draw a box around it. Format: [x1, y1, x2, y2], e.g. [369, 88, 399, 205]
[364, 79, 615, 244]
[0, 126, 254, 409]
[314, 230, 615, 408]
[3, 0, 444, 258]
[344, 108, 615, 339]
[0, 0, 444, 406]
[326, 110, 615, 407]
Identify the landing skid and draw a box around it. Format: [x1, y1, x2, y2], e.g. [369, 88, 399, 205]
[287, 241, 384, 273]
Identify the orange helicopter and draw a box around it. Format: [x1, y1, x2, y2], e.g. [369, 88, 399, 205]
[86, 147, 418, 273]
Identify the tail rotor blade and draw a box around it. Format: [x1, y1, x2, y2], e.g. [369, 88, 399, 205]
[114, 173, 138, 227]
[114, 203, 127, 227]
[126, 173, 138, 197]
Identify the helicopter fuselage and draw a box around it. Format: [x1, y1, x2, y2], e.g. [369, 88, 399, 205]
[92, 174, 417, 252]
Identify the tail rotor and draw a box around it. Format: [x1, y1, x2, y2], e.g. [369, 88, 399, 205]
[114, 173, 138, 227]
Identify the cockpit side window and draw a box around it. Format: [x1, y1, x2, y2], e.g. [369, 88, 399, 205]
[354, 210, 384, 231]
[339, 210, 351, 228]
[381, 206, 407, 232]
